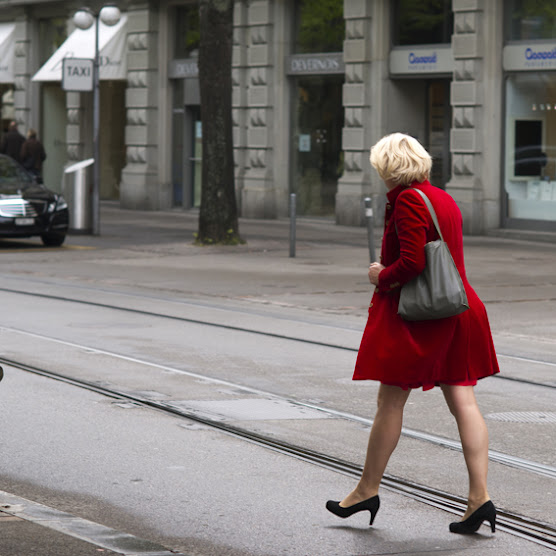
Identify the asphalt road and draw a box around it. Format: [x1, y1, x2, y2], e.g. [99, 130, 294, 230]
[0, 204, 554, 555]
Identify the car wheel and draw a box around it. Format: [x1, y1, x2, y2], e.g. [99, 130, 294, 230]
[41, 233, 66, 247]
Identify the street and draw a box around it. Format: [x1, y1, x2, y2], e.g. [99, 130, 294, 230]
[0, 204, 555, 555]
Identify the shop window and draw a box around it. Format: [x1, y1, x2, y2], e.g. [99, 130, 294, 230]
[294, 0, 344, 54]
[1, 87, 14, 134]
[392, 0, 452, 46]
[505, 0, 556, 41]
[175, 4, 200, 58]
[38, 18, 66, 65]
[504, 73, 556, 222]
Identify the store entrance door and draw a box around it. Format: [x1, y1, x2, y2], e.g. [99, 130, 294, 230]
[41, 84, 66, 193]
[186, 106, 202, 209]
[172, 104, 202, 208]
[291, 75, 344, 217]
[427, 80, 451, 188]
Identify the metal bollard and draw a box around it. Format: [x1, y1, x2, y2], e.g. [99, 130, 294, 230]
[364, 197, 376, 263]
[289, 193, 296, 258]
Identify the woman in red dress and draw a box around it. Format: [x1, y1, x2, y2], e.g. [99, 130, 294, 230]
[326, 133, 499, 534]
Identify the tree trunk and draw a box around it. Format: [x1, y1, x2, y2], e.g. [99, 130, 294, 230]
[197, 0, 240, 245]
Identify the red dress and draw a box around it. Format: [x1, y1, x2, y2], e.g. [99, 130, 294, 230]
[353, 181, 499, 390]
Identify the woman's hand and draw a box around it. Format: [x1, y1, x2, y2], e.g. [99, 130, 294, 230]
[368, 262, 385, 286]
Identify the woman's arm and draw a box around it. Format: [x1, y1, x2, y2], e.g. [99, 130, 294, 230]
[377, 191, 430, 290]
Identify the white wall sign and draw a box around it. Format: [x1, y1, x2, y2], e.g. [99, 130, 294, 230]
[169, 58, 199, 79]
[287, 53, 344, 75]
[299, 134, 311, 152]
[62, 58, 94, 91]
[503, 42, 556, 71]
[390, 46, 453, 76]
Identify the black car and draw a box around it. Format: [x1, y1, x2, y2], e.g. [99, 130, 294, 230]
[0, 154, 69, 246]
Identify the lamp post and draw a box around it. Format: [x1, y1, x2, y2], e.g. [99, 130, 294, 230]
[73, 5, 121, 235]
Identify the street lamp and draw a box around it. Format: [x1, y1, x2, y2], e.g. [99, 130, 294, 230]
[73, 5, 121, 235]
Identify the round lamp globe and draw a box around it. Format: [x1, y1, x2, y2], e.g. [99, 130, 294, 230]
[73, 9, 95, 30]
[100, 6, 122, 27]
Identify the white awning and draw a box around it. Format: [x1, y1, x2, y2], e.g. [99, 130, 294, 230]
[0, 23, 16, 83]
[32, 15, 127, 82]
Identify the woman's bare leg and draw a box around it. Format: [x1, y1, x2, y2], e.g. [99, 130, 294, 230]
[340, 384, 411, 507]
[441, 384, 490, 519]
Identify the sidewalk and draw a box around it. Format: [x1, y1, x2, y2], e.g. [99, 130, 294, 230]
[0, 495, 183, 556]
[74, 202, 556, 250]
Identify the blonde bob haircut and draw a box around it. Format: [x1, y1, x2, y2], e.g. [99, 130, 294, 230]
[369, 133, 432, 185]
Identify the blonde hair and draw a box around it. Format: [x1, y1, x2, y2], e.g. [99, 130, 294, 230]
[369, 133, 432, 185]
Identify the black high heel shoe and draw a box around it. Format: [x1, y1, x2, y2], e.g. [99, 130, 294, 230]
[449, 500, 496, 534]
[326, 495, 380, 525]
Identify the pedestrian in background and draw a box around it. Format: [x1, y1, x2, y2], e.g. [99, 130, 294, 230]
[326, 133, 499, 535]
[20, 128, 47, 179]
[0, 120, 25, 164]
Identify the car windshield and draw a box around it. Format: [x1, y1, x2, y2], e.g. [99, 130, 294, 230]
[0, 156, 34, 192]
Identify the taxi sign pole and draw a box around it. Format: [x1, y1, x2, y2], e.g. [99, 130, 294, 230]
[92, 17, 101, 235]
[72, 6, 121, 236]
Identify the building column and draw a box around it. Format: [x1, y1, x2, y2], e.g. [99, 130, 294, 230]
[232, 1, 248, 216]
[66, 92, 90, 163]
[336, 0, 389, 226]
[120, 6, 163, 210]
[447, 0, 503, 234]
[13, 18, 32, 130]
[239, 0, 277, 219]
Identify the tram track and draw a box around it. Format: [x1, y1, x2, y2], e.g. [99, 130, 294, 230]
[2, 356, 556, 552]
[0, 285, 554, 389]
[1, 320, 556, 485]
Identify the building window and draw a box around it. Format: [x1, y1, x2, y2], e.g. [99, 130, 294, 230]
[38, 18, 66, 65]
[504, 73, 556, 223]
[392, 0, 452, 46]
[175, 4, 200, 58]
[294, 0, 344, 54]
[505, 0, 556, 41]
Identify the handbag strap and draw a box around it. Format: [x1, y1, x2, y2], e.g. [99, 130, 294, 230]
[401, 188, 445, 242]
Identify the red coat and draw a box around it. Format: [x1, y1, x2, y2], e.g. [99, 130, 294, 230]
[353, 180, 499, 389]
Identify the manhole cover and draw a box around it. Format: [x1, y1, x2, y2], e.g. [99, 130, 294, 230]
[169, 398, 330, 421]
[486, 411, 556, 423]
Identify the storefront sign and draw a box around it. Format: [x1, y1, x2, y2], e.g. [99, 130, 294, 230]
[169, 58, 199, 79]
[390, 46, 453, 75]
[287, 53, 344, 75]
[299, 134, 311, 152]
[503, 42, 556, 71]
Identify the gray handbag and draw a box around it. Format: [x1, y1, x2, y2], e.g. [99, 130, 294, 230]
[397, 189, 469, 321]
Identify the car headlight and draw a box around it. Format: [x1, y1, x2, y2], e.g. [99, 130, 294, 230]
[56, 196, 68, 211]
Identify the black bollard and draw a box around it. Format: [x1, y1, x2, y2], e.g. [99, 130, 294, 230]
[289, 193, 296, 258]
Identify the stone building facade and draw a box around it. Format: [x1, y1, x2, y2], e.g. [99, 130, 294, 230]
[0, 0, 554, 235]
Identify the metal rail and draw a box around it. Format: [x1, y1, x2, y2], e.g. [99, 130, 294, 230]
[2, 356, 556, 551]
[0, 286, 554, 390]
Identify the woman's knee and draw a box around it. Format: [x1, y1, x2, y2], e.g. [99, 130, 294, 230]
[376, 384, 410, 412]
[441, 384, 479, 419]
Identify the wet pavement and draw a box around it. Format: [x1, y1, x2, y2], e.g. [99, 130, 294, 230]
[0, 202, 554, 555]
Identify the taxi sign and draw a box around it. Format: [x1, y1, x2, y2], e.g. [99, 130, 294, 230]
[62, 58, 94, 91]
